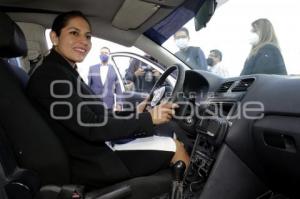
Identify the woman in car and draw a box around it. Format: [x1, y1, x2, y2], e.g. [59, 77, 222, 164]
[240, 18, 287, 75]
[26, 11, 189, 187]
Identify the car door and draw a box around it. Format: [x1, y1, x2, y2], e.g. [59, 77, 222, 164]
[110, 52, 175, 109]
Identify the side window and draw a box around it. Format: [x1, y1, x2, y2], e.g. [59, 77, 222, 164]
[112, 55, 163, 93]
[111, 56, 132, 91]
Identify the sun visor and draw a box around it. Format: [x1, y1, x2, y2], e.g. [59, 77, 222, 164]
[112, 0, 185, 30]
[112, 0, 159, 30]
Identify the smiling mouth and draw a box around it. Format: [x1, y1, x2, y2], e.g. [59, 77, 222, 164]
[74, 47, 87, 54]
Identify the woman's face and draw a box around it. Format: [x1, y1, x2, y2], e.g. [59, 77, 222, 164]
[51, 16, 92, 65]
[249, 26, 259, 45]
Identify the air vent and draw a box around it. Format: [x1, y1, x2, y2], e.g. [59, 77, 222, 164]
[232, 78, 255, 92]
[217, 81, 234, 92]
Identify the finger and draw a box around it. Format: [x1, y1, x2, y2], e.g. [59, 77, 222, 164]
[171, 108, 176, 116]
[166, 114, 172, 120]
[172, 103, 179, 109]
[160, 102, 173, 108]
[161, 108, 173, 115]
[161, 114, 170, 123]
[145, 105, 151, 112]
[142, 97, 149, 103]
[162, 110, 173, 119]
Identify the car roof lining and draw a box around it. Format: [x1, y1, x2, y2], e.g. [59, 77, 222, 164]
[0, 0, 187, 46]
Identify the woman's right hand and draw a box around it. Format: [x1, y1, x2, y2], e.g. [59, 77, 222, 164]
[148, 103, 179, 125]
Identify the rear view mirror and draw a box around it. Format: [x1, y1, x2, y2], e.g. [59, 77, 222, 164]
[194, 0, 217, 31]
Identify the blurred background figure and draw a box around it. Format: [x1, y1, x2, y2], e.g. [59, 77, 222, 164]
[125, 55, 161, 93]
[240, 18, 287, 76]
[174, 27, 207, 71]
[207, 49, 229, 77]
[88, 46, 121, 110]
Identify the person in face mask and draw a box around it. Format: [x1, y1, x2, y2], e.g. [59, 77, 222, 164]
[174, 27, 207, 71]
[125, 55, 161, 93]
[240, 18, 287, 76]
[207, 49, 229, 77]
[88, 46, 122, 110]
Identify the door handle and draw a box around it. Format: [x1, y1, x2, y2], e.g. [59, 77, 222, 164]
[263, 133, 296, 153]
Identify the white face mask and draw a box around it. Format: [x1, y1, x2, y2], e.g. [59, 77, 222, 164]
[175, 38, 189, 49]
[249, 32, 259, 45]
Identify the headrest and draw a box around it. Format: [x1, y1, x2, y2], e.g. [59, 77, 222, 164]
[0, 12, 27, 58]
[17, 22, 48, 73]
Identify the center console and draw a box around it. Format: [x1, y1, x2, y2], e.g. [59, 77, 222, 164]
[175, 91, 240, 197]
[167, 76, 273, 199]
[182, 114, 229, 198]
[177, 79, 261, 198]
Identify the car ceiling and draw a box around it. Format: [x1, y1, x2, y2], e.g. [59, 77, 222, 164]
[0, 0, 188, 46]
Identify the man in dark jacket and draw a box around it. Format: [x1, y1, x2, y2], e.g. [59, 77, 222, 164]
[88, 47, 121, 110]
[174, 28, 207, 71]
[125, 57, 160, 93]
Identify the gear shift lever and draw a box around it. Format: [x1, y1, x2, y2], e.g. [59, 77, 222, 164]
[170, 160, 186, 199]
[173, 160, 186, 182]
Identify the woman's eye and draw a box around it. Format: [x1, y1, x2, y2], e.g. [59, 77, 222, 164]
[70, 31, 79, 36]
[86, 34, 91, 40]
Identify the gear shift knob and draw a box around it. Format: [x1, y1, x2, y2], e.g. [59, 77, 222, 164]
[173, 160, 186, 182]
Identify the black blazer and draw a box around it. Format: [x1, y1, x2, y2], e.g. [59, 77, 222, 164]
[26, 50, 155, 187]
[240, 44, 287, 76]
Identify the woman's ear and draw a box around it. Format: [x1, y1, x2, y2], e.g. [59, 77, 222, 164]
[50, 31, 58, 46]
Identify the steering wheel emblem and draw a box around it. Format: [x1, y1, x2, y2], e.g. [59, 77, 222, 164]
[150, 86, 166, 107]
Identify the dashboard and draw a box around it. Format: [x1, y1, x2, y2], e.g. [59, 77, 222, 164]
[177, 70, 300, 199]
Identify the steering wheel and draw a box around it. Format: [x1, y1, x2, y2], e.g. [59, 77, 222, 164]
[147, 64, 185, 107]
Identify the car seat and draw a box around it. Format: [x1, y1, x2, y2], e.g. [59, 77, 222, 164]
[16, 22, 49, 74]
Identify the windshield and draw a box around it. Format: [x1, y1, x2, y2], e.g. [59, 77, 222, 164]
[162, 0, 300, 77]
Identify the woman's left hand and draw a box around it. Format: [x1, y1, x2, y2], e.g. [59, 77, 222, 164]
[136, 97, 149, 113]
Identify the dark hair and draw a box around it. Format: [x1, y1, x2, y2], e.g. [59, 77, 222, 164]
[249, 18, 279, 56]
[174, 27, 189, 38]
[129, 58, 142, 73]
[51, 10, 91, 36]
[101, 46, 110, 53]
[210, 49, 222, 61]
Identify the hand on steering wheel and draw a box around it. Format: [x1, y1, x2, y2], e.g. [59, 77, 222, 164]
[148, 103, 179, 125]
[146, 64, 185, 109]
